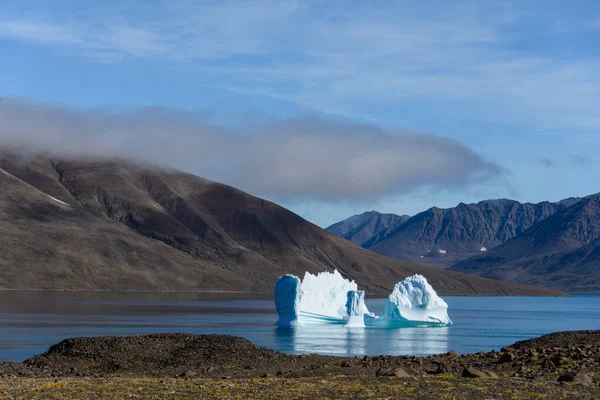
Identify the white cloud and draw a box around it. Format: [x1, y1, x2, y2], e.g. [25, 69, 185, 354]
[0, 0, 598, 132]
[0, 98, 505, 202]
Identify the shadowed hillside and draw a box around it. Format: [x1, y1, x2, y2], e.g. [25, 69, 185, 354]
[451, 195, 600, 292]
[330, 199, 581, 268]
[0, 151, 562, 296]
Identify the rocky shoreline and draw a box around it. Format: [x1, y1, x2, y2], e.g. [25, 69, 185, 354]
[1, 331, 599, 399]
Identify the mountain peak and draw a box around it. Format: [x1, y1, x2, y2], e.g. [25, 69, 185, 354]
[329, 196, 583, 269]
[326, 211, 410, 247]
[451, 194, 600, 292]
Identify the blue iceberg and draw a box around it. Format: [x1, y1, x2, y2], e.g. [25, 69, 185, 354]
[274, 270, 452, 328]
[274, 275, 302, 327]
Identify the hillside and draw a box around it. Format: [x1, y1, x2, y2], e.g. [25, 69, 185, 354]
[451, 195, 600, 292]
[330, 198, 580, 268]
[326, 211, 410, 247]
[0, 151, 563, 296]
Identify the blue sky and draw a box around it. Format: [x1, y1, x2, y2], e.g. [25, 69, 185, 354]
[1, 0, 599, 227]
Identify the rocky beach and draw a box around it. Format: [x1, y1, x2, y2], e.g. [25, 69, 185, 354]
[0, 331, 598, 399]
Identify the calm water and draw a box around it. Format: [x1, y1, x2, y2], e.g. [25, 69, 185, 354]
[1, 291, 600, 362]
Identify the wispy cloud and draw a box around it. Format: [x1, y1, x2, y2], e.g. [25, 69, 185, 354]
[0, 98, 505, 202]
[539, 158, 555, 169]
[1, 1, 599, 132]
[0, 1, 300, 60]
[570, 154, 593, 168]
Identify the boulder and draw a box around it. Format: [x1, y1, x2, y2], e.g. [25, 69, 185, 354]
[498, 352, 514, 364]
[177, 370, 197, 378]
[462, 367, 498, 379]
[376, 367, 412, 378]
[557, 373, 593, 387]
[540, 358, 556, 370]
[434, 362, 449, 374]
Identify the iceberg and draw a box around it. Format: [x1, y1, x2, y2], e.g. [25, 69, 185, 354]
[373, 274, 452, 327]
[273, 270, 452, 328]
[274, 275, 302, 327]
[274, 270, 371, 327]
[299, 270, 370, 324]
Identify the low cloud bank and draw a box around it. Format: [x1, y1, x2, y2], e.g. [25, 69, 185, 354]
[0, 98, 504, 201]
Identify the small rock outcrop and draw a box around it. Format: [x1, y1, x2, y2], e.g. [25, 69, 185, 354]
[376, 367, 412, 378]
[462, 367, 498, 379]
[557, 372, 593, 387]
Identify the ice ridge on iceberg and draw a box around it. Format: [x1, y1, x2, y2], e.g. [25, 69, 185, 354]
[345, 290, 366, 327]
[299, 270, 370, 324]
[274, 270, 452, 328]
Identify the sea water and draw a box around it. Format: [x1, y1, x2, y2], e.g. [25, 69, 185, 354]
[1, 291, 599, 362]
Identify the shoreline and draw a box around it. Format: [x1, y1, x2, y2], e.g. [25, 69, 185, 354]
[0, 288, 587, 296]
[0, 288, 271, 294]
[1, 331, 599, 399]
[1, 330, 598, 399]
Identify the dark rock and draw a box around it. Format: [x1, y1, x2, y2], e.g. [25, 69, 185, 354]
[433, 362, 449, 374]
[557, 372, 593, 386]
[498, 352, 514, 364]
[540, 358, 556, 370]
[340, 361, 352, 368]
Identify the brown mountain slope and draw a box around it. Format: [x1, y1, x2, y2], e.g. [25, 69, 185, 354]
[0, 151, 562, 295]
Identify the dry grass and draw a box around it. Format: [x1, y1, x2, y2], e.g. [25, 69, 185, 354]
[0, 376, 598, 400]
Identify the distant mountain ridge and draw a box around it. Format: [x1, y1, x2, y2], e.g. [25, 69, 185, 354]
[328, 198, 581, 268]
[326, 211, 410, 247]
[451, 194, 600, 292]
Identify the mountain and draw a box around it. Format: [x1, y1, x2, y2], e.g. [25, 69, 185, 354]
[326, 211, 410, 247]
[451, 195, 600, 292]
[330, 198, 581, 268]
[0, 150, 562, 296]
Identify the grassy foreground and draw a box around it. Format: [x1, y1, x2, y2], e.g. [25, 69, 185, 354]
[1, 375, 598, 400]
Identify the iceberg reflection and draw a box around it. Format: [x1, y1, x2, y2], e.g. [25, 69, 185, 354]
[274, 325, 450, 356]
